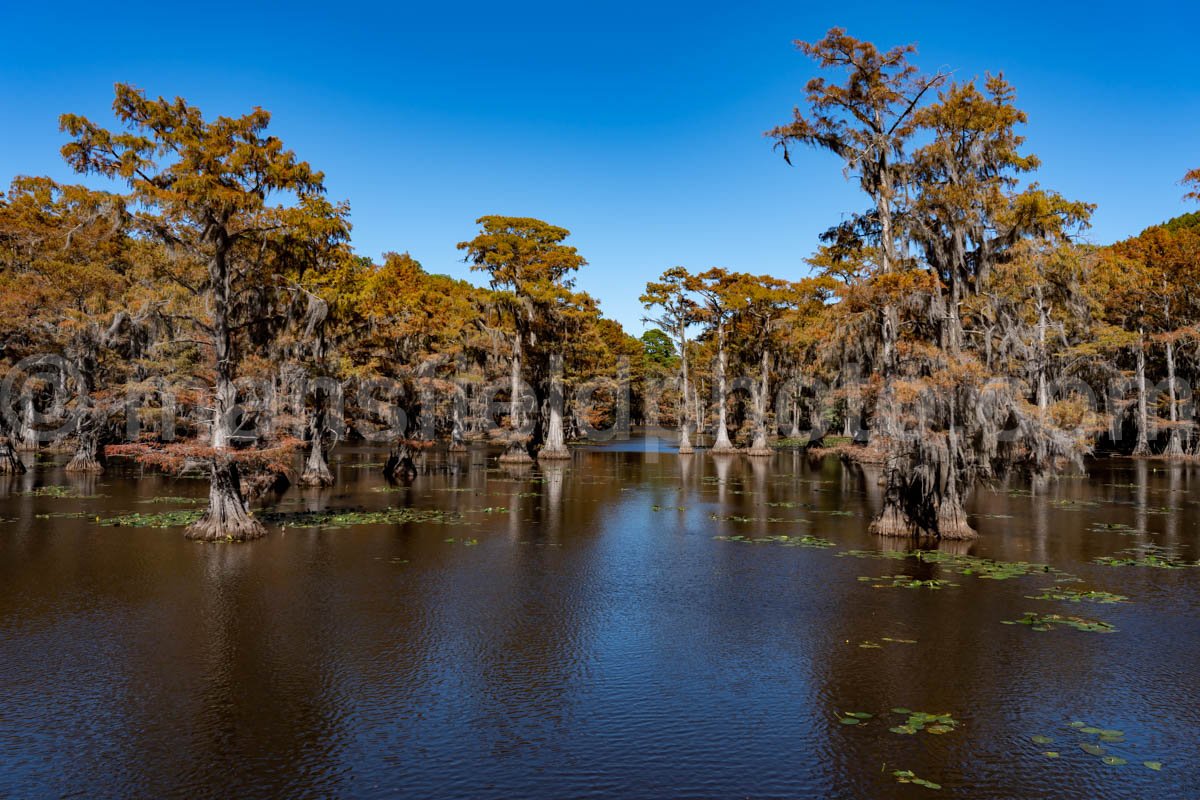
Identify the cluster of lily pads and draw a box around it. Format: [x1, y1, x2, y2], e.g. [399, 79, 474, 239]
[261, 507, 465, 529]
[708, 513, 786, 523]
[1002, 611, 1116, 633]
[100, 509, 203, 527]
[713, 533, 835, 548]
[856, 574, 957, 590]
[892, 770, 941, 790]
[837, 708, 958, 737]
[1094, 545, 1198, 569]
[136, 496, 204, 505]
[1025, 587, 1127, 604]
[18, 485, 102, 499]
[1031, 722, 1163, 770]
[888, 708, 959, 736]
[856, 636, 917, 649]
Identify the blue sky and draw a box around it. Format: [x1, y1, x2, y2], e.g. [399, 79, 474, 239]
[2, 1, 1197, 332]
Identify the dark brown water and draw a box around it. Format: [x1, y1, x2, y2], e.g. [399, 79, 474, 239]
[1, 441, 1198, 799]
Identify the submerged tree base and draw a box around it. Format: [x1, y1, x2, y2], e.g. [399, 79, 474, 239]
[499, 445, 533, 464]
[746, 447, 773, 457]
[0, 438, 26, 474]
[869, 504, 977, 540]
[64, 456, 104, 474]
[537, 446, 570, 461]
[298, 465, 334, 487]
[185, 460, 266, 542]
[298, 445, 334, 487]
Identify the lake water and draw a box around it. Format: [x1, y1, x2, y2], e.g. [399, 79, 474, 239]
[1, 440, 1198, 798]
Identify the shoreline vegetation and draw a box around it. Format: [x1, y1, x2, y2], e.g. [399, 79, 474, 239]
[1, 29, 1198, 541]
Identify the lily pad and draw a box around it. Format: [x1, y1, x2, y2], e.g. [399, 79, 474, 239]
[1007, 611, 1116, 634]
[99, 509, 204, 528]
[893, 770, 941, 790]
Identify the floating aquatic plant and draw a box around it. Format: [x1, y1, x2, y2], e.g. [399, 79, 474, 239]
[135, 496, 205, 505]
[857, 574, 957, 590]
[1003, 612, 1115, 633]
[1026, 587, 1127, 604]
[856, 637, 917, 649]
[709, 513, 785, 523]
[714, 534, 834, 548]
[888, 709, 959, 736]
[1066, 721, 1164, 771]
[19, 485, 102, 499]
[1094, 546, 1197, 569]
[99, 509, 204, 527]
[892, 770, 941, 790]
[260, 508, 464, 529]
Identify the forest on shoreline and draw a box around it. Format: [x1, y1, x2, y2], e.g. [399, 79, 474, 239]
[1, 29, 1197, 542]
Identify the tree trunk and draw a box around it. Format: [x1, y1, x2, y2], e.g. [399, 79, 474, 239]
[539, 352, 570, 460]
[186, 245, 266, 542]
[1132, 329, 1151, 456]
[1036, 289, 1049, 412]
[711, 322, 735, 453]
[0, 436, 24, 474]
[677, 323, 693, 453]
[299, 399, 335, 487]
[1164, 338, 1184, 458]
[449, 384, 467, 452]
[186, 458, 264, 542]
[299, 439, 334, 486]
[501, 334, 533, 463]
[16, 394, 38, 451]
[65, 410, 103, 473]
[384, 441, 418, 481]
[748, 348, 771, 456]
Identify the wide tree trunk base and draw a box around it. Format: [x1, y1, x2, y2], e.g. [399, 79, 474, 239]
[1164, 433, 1185, 459]
[185, 511, 267, 542]
[746, 444, 772, 457]
[384, 444, 418, 481]
[499, 444, 533, 464]
[678, 444, 695, 454]
[537, 446, 570, 461]
[186, 461, 266, 542]
[299, 446, 335, 487]
[448, 443, 468, 453]
[709, 443, 739, 455]
[869, 505, 925, 538]
[936, 500, 977, 540]
[65, 456, 104, 474]
[0, 439, 27, 474]
[299, 466, 335, 487]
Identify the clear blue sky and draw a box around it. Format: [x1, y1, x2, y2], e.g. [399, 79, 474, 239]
[2, 1, 1197, 332]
